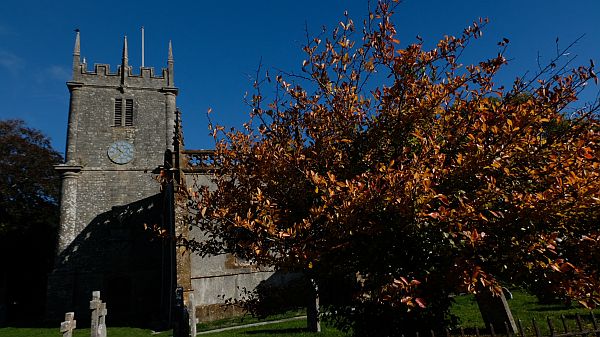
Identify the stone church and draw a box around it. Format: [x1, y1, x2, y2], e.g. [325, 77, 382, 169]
[46, 31, 275, 327]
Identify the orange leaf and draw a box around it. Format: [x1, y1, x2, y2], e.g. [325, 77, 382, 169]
[427, 212, 440, 219]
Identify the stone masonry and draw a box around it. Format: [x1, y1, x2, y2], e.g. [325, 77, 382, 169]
[47, 31, 178, 325]
[48, 31, 275, 327]
[56, 32, 177, 255]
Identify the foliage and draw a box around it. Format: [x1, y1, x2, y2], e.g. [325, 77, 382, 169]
[189, 1, 600, 335]
[0, 119, 62, 235]
[0, 119, 62, 322]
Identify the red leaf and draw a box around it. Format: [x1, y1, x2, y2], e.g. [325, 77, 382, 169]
[427, 212, 440, 219]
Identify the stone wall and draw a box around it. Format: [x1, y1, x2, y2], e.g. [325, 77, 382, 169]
[46, 194, 171, 327]
[58, 67, 176, 253]
[184, 174, 276, 321]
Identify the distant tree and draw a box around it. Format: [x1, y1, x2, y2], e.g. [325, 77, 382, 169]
[0, 119, 62, 323]
[0, 119, 62, 234]
[189, 1, 599, 335]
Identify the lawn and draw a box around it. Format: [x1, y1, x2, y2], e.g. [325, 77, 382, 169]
[0, 319, 341, 337]
[0, 326, 170, 337]
[199, 319, 346, 337]
[2, 290, 598, 337]
[197, 309, 306, 332]
[450, 289, 600, 334]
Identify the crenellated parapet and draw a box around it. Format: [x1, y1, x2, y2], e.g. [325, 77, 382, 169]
[73, 63, 174, 90]
[71, 31, 176, 91]
[77, 63, 169, 79]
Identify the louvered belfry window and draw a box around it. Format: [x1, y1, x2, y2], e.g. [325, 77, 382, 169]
[125, 99, 133, 126]
[114, 98, 123, 126]
[114, 98, 133, 126]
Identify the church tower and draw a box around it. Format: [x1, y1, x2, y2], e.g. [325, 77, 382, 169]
[56, 31, 177, 253]
[48, 30, 277, 327]
[47, 31, 178, 326]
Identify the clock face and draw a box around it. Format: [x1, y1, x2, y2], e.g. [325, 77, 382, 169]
[107, 141, 134, 164]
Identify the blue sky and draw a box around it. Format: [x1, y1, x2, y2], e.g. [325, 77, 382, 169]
[1, 1, 598, 155]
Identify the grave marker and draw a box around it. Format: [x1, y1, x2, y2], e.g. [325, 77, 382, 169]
[476, 286, 517, 334]
[60, 312, 76, 337]
[189, 293, 197, 337]
[307, 279, 321, 333]
[90, 291, 107, 337]
[98, 302, 107, 337]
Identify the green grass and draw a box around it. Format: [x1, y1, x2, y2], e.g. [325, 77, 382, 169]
[0, 310, 316, 337]
[0, 326, 171, 337]
[197, 308, 306, 332]
[200, 318, 347, 337]
[0, 319, 343, 337]
[197, 309, 348, 336]
[450, 289, 600, 334]
[3, 291, 598, 337]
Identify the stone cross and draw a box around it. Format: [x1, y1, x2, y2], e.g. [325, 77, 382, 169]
[98, 302, 107, 337]
[90, 291, 107, 337]
[188, 293, 197, 337]
[60, 312, 76, 337]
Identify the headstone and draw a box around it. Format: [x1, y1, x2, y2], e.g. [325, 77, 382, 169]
[188, 293, 197, 337]
[98, 302, 107, 337]
[90, 291, 101, 337]
[60, 312, 77, 337]
[307, 278, 321, 333]
[173, 287, 190, 337]
[90, 291, 107, 337]
[476, 286, 517, 334]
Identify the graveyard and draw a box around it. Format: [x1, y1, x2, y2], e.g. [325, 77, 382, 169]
[1, 289, 600, 337]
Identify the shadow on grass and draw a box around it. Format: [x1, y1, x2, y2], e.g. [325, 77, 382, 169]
[1, 320, 57, 328]
[530, 305, 574, 312]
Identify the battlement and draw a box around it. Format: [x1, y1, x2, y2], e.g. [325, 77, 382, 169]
[77, 63, 169, 80]
[74, 63, 172, 89]
[70, 31, 175, 90]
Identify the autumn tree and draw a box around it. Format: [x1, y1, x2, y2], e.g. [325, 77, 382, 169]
[0, 119, 62, 323]
[189, 2, 599, 335]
